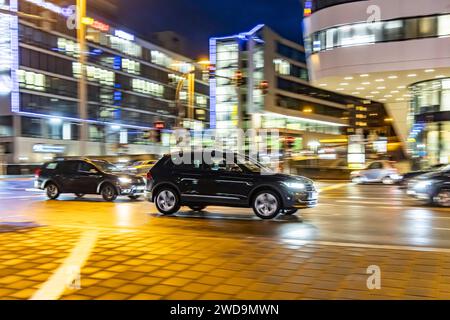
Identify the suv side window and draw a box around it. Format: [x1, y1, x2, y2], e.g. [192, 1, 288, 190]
[171, 153, 202, 171]
[207, 157, 242, 173]
[58, 161, 78, 174]
[78, 161, 98, 173]
[368, 162, 383, 170]
[45, 162, 58, 170]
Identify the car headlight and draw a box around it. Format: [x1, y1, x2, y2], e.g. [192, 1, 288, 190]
[119, 177, 132, 184]
[282, 182, 306, 190]
[415, 180, 435, 190]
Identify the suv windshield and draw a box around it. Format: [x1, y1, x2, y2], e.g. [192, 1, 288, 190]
[92, 161, 121, 173]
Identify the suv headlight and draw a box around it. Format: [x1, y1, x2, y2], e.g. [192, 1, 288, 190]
[282, 181, 306, 190]
[119, 177, 132, 184]
[415, 180, 435, 190]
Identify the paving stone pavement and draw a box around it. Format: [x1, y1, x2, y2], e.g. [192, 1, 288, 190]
[1, 225, 450, 300]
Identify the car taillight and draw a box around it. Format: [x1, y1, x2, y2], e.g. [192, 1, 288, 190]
[35, 168, 42, 178]
[146, 172, 153, 181]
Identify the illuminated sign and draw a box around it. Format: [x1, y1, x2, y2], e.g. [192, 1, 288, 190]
[115, 30, 135, 42]
[304, 0, 312, 17]
[33, 144, 66, 154]
[82, 16, 110, 32]
[26, 0, 74, 17]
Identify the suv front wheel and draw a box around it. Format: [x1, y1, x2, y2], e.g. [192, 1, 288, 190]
[252, 190, 281, 220]
[155, 188, 180, 215]
[101, 184, 118, 202]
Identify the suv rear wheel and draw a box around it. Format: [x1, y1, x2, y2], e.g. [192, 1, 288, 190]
[101, 184, 118, 202]
[155, 188, 180, 215]
[252, 190, 281, 220]
[46, 182, 60, 200]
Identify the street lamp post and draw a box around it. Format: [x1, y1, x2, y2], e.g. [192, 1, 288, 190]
[77, 0, 88, 156]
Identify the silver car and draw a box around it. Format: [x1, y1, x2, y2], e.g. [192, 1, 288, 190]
[351, 161, 402, 185]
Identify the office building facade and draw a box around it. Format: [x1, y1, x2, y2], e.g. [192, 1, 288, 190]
[0, 0, 209, 173]
[209, 24, 397, 159]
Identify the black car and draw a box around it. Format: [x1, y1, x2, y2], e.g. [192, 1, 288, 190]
[35, 159, 146, 201]
[146, 151, 318, 219]
[406, 165, 450, 207]
[398, 164, 447, 188]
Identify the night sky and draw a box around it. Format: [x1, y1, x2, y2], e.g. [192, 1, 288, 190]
[119, 0, 304, 59]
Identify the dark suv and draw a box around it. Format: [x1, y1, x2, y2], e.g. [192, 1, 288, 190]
[35, 159, 146, 201]
[146, 151, 318, 219]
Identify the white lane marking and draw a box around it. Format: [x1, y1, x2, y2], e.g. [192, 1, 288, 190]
[30, 230, 98, 300]
[281, 239, 450, 254]
[433, 228, 450, 231]
[25, 188, 44, 192]
[0, 195, 44, 200]
[319, 183, 348, 193]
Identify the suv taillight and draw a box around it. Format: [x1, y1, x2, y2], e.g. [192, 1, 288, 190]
[146, 172, 153, 181]
[35, 168, 42, 178]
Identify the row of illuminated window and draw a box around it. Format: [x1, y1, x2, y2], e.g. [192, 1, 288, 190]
[276, 94, 348, 118]
[19, 93, 176, 128]
[306, 14, 450, 53]
[132, 79, 165, 98]
[20, 24, 197, 80]
[73, 62, 115, 86]
[261, 115, 342, 135]
[273, 59, 309, 81]
[19, 116, 176, 145]
[410, 78, 450, 114]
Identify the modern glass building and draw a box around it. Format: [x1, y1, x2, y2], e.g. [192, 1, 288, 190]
[409, 78, 450, 165]
[0, 0, 209, 173]
[209, 25, 349, 153]
[303, 0, 450, 165]
[209, 24, 397, 158]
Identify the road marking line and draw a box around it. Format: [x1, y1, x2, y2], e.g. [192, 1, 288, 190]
[0, 195, 43, 200]
[319, 183, 348, 193]
[30, 230, 98, 300]
[25, 188, 44, 192]
[281, 239, 450, 254]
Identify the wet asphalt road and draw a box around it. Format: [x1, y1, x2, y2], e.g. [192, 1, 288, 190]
[0, 178, 449, 250]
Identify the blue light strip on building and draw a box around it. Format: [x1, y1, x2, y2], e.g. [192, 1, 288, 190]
[10, 0, 20, 113]
[209, 38, 217, 129]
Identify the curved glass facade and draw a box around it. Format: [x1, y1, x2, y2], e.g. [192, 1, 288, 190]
[306, 14, 450, 54]
[408, 78, 450, 165]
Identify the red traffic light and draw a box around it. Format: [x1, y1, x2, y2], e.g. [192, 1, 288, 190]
[259, 80, 269, 94]
[154, 121, 165, 130]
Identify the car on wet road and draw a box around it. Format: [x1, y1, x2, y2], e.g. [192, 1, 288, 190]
[351, 160, 402, 185]
[146, 151, 318, 219]
[35, 159, 146, 201]
[406, 165, 450, 207]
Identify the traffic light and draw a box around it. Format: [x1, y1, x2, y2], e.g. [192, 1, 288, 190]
[285, 136, 295, 150]
[234, 70, 244, 87]
[259, 80, 269, 95]
[153, 121, 165, 144]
